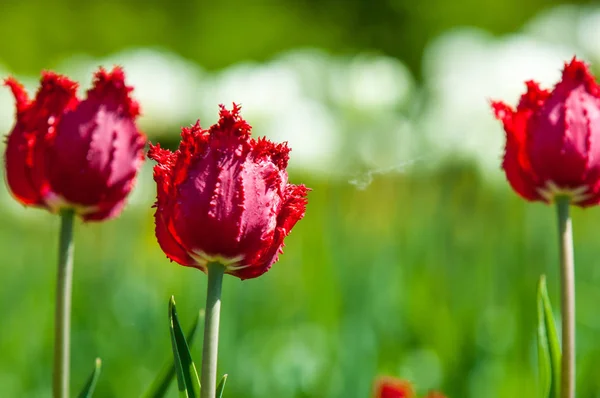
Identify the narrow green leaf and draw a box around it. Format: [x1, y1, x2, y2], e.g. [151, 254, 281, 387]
[77, 358, 102, 398]
[143, 309, 204, 398]
[169, 296, 201, 398]
[216, 374, 228, 398]
[537, 276, 561, 398]
[537, 278, 551, 398]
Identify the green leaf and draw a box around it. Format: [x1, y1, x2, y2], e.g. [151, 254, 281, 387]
[169, 296, 201, 398]
[216, 374, 228, 398]
[77, 358, 102, 398]
[143, 308, 204, 398]
[537, 275, 561, 398]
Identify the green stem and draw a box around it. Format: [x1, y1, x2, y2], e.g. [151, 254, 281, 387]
[200, 262, 225, 398]
[556, 197, 575, 398]
[53, 209, 75, 398]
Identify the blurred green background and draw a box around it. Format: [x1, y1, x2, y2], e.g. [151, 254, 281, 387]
[1, 0, 600, 397]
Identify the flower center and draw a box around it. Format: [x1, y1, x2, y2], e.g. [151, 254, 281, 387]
[189, 250, 247, 273]
[45, 191, 99, 215]
[537, 180, 591, 204]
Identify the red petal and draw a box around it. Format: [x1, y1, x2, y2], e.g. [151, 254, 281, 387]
[33, 72, 80, 118]
[4, 78, 38, 205]
[517, 80, 551, 111]
[4, 124, 43, 206]
[4, 73, 79, 207]
[87, 66, 140, 118]
[30, 72, 80, 200]
[252, 137, 290, 169]
[155, 212, 196, 266]
[233, 183, 308, 280]
[166, 122, 211, 190]
[83, 196, 128, 221]
[492, 97, 544, 201]
[81, 167, 142, 221]
[561, 57, 600, 96]
[149, 141, 197, 264]
[4, 78, 31, 115]
[148, 142, 176, 166]
[171, 149, 237, 257]
[233, 230, 282, 280]
[526, 58, 600, 187]
[47, 67, 144, 213]
[148, 144, 174, 206]
[212, 103, 252, 141]
[277, 183, 309, 234]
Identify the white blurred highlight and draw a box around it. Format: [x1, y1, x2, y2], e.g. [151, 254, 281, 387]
[56, 49, 206, 132]
[420, 27, 578, 174]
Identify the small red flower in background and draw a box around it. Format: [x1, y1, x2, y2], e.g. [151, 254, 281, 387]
[373, 376, 415, 398]
[372, 376, 447, 398]
[4, 67, 146, 220]
[492, 57, 600, 206]
[148, 104, 308, 280]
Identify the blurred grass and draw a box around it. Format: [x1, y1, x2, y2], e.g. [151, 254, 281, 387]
[2, 162, 600, 397]
[0, 0, 588, 80]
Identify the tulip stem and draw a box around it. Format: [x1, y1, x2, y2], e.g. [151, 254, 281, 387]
[200, 262, 225, 398]
[53, 209, 75, 398]
[556, 197, 575, 398]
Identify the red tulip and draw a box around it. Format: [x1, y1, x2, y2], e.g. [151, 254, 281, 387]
[492, 57, 600, 206]
[148, 104, 308, 280]
[373, 376, 415, 398]
[4, 67, 146, 220]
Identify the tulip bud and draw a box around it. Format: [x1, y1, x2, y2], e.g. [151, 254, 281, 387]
[4, 67, 146, 220]
[492, 57, 600, 206]
[148, 104, 308, 280]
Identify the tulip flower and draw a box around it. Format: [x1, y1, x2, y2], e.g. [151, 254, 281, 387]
[4, 67, 144, 398]
[492, 57, 600, 398]
[492, 58, 600, 208]
[5, 67, 146, 221]
[149, 104, 308, 398]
